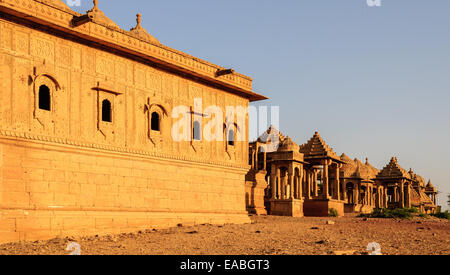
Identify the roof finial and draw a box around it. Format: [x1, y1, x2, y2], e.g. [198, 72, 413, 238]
[366, 158, 369, 165]
[136, 13, 142, 29]
[92, 0, 99, 11]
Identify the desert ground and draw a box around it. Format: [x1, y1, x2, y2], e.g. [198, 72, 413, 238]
[0, 215, 449, 255]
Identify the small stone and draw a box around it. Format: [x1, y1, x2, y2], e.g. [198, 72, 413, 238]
[311, 227, 319, 230]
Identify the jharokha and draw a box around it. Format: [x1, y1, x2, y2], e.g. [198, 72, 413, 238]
[0, 1, 439, 243]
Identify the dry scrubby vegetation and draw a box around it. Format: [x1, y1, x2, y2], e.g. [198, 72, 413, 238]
[359, 208, 450, 220]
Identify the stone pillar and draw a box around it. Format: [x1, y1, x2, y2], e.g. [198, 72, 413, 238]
[313, 169, 318, 197]
[406, 184, 411, 208]
[298, 167, 303, 199]
[288, 171, 294, 200]
[335, 165, 340, 201]
[255, 146, 259, 171]
[384, 188, 388, 208]
[400, 182, 405, 208]
[270, 165, 277, 199]
[343, 181, 347, 202]
[305, 169, 311, 199]
[276, 167, 281, 199]
[263, 152, 267, 170]
[323, 161, 330, 199]
[251, 149, 256, 170]
[355, 183, 360, 205]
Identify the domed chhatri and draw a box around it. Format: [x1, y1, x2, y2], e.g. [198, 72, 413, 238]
[278, 136, 299, 152]
[130, 13, 160, 44]
[249, 128, 439, 218]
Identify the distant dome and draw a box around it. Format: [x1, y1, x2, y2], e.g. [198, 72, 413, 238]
[278, 137, 299, 152]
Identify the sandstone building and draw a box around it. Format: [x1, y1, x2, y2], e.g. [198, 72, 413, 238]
[0, 1, 440, 245]
[0, 0, 266, 244]
[247, 127, 438, 217]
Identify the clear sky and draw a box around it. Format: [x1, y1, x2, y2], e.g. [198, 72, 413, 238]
[68, 0, 450, 210]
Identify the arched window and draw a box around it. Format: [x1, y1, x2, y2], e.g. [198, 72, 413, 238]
[151, 112, 160, 131]
[193, 121, 201, 141]
[38, 85, 51, 111]
[228, 129, 235, 146]
[102, 99, 112, 122]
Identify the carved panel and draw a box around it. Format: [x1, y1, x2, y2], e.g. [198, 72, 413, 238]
[72, 47, 81, 69]
[96, 55, 114, 76]
[14, 31, 29, 55]
[146, 71, 161, 92]
[30, 37, 55, 63]
[115, 62, 127, 83]
[1, 27, 12, 50]
[135, 66, 145, 88]
[56, 44, 71, 67]
[82, 48, 95, 73]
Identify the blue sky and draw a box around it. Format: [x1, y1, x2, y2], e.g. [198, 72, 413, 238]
[68, 0, 450, 209]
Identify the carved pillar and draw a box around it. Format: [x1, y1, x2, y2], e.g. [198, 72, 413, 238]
[251, 148, 256, 170]
[263, 152, 267, 170]
[323, 160, 330, 199]
[280, 170, 285, 200]
[406, 184, 411, 208]
[384, 188, 388, 208]
[270, 165, 277, 199]
[298, 166, 303, 199]
[288, 164, 294, 199]
[305, 169, 310, 199]
[335, 164, 340, 201]
[400, 182, 405, 208]
[313, 169, 318, 197]
[355, 183, 360, 205]
[255, 145, 259, 171]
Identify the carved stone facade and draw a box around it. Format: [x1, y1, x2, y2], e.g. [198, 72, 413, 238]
[0, 0, 266, 243]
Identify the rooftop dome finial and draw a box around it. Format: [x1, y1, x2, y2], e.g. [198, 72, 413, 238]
[136, 13, 142, 28]
[366, 158, 369, 165]
[92, 0, 99, 12]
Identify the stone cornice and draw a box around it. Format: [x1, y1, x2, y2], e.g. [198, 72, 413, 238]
[0, 130, 250, 171]
[0, 0, 267, 102]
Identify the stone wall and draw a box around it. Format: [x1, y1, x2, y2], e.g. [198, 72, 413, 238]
[0, 138, 250, 243]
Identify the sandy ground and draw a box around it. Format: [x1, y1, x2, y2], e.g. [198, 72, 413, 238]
[0, 215, 449, 255]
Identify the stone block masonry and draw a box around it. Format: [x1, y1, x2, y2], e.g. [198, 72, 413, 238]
[0, 137, 250, 244]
